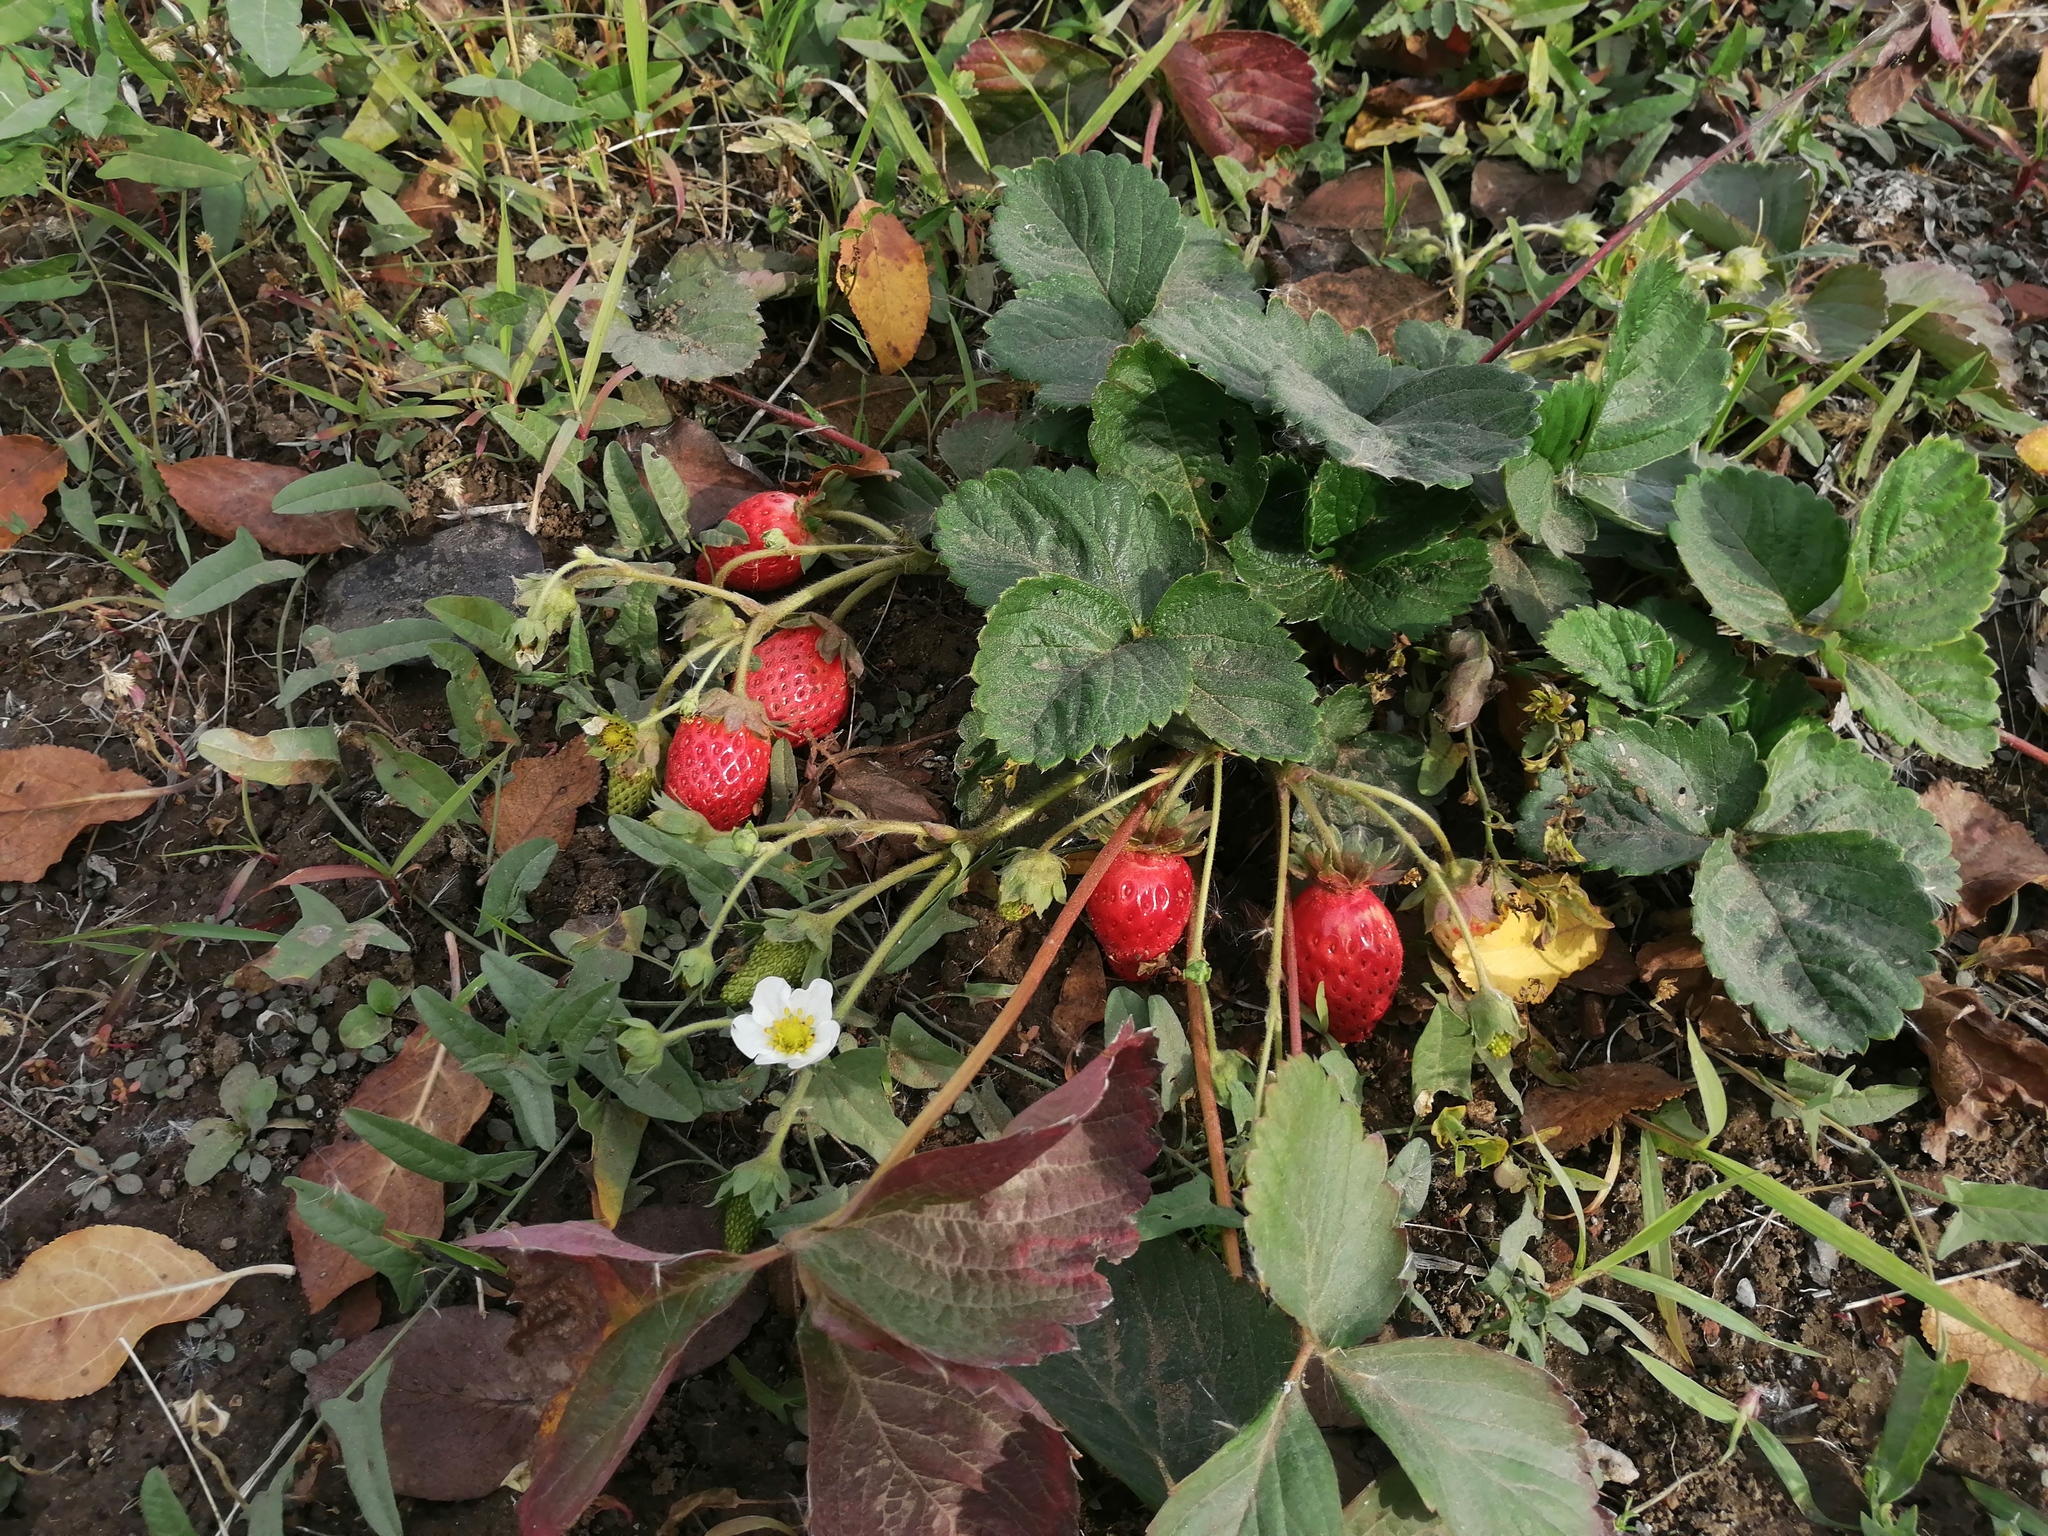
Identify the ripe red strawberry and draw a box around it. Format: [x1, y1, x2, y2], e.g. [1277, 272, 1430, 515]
[749, 626, 850, 743]
[694, 491, 809, 593]
[1289, 878, 1402, 1043]
[1086, 850, 1194, 981]
[664, 714, 771, 831]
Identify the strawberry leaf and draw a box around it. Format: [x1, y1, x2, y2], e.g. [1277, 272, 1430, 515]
[1144, 299, 1536, 487]
[1695, 831, 1937, 1052]
[1009, 1238, 1297, 1510]
[1089, 339, 1267, 536]
[597, 247, 765, 383]
[1574, 257, 1728, 477]
[971, 576, 1191, 765]
[1669, 466, 1847, 655]
[984, 275, 1137, 406]
[1149, 1384, 1344, 1535]
[1830, 633, 2000, 768]
[933, 465, 1204, 613]
[785, 1027, 1159, 1367]
[801, 1303, 1077, 1536]
[1242, 1055, 1406, 1349]
[1321, 1338, 1606, 1536]
[1150, 574, 1318, 762]
[1517, 717, 1764, 875]
[1543, 602, 1742, 718]
[1157, 31, 1318, 167]
[1832, 437, 2001, 655]
[1748, 721, 1960, 909]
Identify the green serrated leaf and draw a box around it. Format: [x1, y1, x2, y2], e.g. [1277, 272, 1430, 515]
[1833, 437, 2001, 655]
[1543, 604, 1678, 713]
[1089, 339, 1267, 535]
[1345, 1469, 1449, 1535]
[1633, 596, 1749, 717]
[1669, 466, 1847, 654]
[1150, 573, 1318, 761]
[1749, 721, 1959, 908]
[972, 575, 1190, 766]
[984, 274, 1132, 405]
[1504, 453, 1596, 557]
[933, 465, 1203, 613]
[1695, 830, 1936, 1052]
[989, 150, 1185, 326]
[804, 1046, 908, 1162]
[602, 246, 764, 382]
[1244, 1054, 1406, 1349]
[1518, 716, 1764, 875]
[1576, 257, 1728, 475]
[1011, 1239, 1296, 1511]
[1150, 1386, 1344, 1536]
[1147, 298, 1537, 488]
[1832, 633, 2000, 768]
[1322, 1337, 1605, 1536]
[1489, 541, 1591, 634]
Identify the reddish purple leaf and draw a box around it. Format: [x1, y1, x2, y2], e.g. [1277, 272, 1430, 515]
[466, 1221, 709, 1267]
[1159, 31, 1319, 166]
[801, 1302, 1078, 1536]
[785, 1028, 1160, 1368]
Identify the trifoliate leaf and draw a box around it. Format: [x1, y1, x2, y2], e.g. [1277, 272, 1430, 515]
[1576, 257, 1729, 476]
[1695, 831, 1937, 1052]
[933, 465, 1204, 613]
[1518, 716, 1764, 874]
[1089, 339, 1267, 536]
[1150, 574, 1317, 761]
[600, 247, 764, 382]
[989, 151, 1186, 326]
[1146, 298, 1536, 488]
[1831, 633, 2000, 768]
[1669, 465, 1847, 654]
[1748, 721, 1960, 909]
[972, 576, 1190, 765]
[1833, 437, 2001, 655]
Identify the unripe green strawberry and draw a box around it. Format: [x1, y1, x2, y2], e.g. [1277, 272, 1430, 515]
[607, 766, 655, 817]
[722, 1192, 761, 1252]
[720, 938, 812, 1007]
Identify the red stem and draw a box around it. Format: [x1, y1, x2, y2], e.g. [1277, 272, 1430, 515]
[701, 379, 891, 469]
[2001, 729, 2048, 768]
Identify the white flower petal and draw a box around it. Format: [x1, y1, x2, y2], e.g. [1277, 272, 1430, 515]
[730, 1010, 771, 1062]
[796, 976, 835, 1017]
[786, 1013, 840, 1069]
[746, 974, 794, 1018]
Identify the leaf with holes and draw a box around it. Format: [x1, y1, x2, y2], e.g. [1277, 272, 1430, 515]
[1088, 339, 1267, 535]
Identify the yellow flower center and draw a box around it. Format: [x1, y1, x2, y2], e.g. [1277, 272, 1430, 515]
[765, 1010, 817, 1056]
[598, 720, 637, 757]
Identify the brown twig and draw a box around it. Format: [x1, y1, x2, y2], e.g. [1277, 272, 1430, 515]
[1184, 975, 1243, 1277]
[1479, 6, 1922, 365]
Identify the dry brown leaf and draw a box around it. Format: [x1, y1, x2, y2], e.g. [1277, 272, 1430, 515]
[159, 456, 361, 555]
[1912, 979, 2048, 1161]
[838, 201, 930, 376]
[289, 1025, 494, 1310]
[397, 168, 460, 239]
[1968, 932, 2048, 979]
[1848, 59, 1932, 128]
[827, 757, 947, 877]
[1999, 282, 2048, 324]
[1635, 935, 1783, 1053]
[479, 738, 600, 854]
[0, 1226, 288, 1399]
[1921, 1278, 2048, 1404]
[1524, 1062, 1685, 1154]
[1049, 937, 1108, 1058]
[0, 434, 66, 551]
[624, 417, 772, 535]
[0, 745, 156, 884]
[1293, 166, 1439, 248]
[1468, 156, 1617, 233]
[1919, 781, 2048, 929]
[1277, 269, 1448, 351]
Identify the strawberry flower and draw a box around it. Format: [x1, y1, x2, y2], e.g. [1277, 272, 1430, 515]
[730, 975, 838, 1069]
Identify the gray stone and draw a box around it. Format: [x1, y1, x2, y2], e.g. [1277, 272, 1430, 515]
[321, 520, 545, 632]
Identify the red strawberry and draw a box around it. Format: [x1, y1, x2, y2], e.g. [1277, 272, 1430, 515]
[695, 491, 810, 593]
[1086, 850, 1194, 981]
[664, 714, 771, 831]
[1289, 878, 1402, 1043]
[749, 626, 850, 743]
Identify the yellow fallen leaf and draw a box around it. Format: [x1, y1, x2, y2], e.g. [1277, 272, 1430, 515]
[1446, 873, 1611, 1003]
[1922, 1277, 2048, 1404]
[2018, 425, 2048, 475]
[0, 1226, 293, 1399]
[837, 200, 930, 375]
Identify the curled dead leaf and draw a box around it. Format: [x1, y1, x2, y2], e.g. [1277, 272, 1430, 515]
[1848, 59, 1932, 128]
[1524, 1063, 1686, 1155]
[0, 433, 66, 551]
[1637, 935, 1783, 1055]
[289, 1025, 493, 1310]
[1912, 979, 2048, 1162]
[1919, 780, 2048, 929]
[1445, 873, 1611, 1003]
[1921, 1278, 2048, 1404]
[838, 201, 930, 376]
[480, 739, 601, 854]
[1049, 937, 1108, 1059]
[0, 1226, 291, 1399]
[0, 745, 157, 884]
[160, 456, 361, 555]
[1277, 268, 1449, 351]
